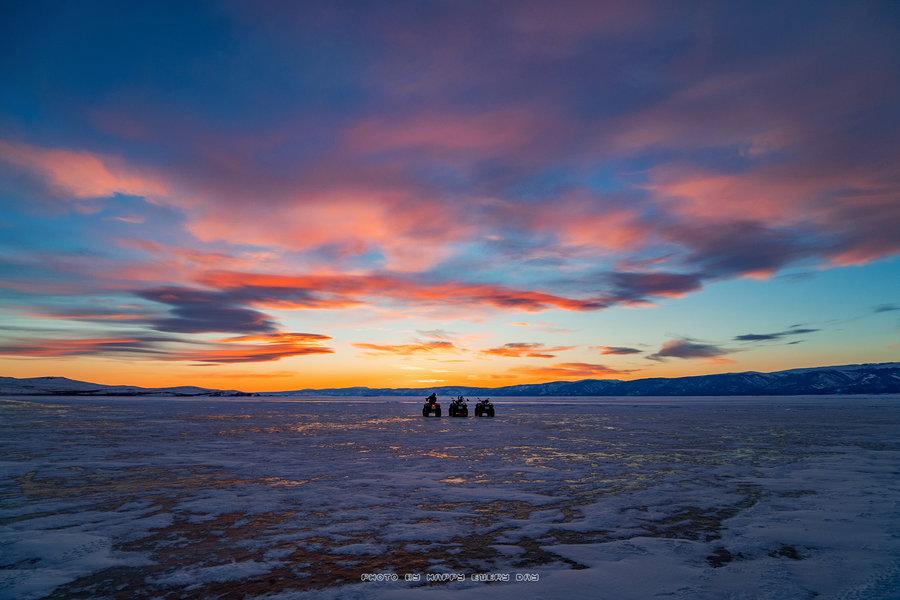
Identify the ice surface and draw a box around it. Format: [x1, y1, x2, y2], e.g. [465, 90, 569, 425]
[1, 395, 899, 599]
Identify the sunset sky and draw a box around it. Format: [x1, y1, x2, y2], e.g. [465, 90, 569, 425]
[1, 1, 898, 391]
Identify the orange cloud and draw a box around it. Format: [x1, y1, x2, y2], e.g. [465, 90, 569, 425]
[353, 341, 458, 355]
[0, 332, 333, 364]
[481, 342, 574, 358]
[510, 362, 628, 379]
[172, 332, 333, 363]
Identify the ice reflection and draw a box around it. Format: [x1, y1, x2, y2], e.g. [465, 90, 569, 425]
[440, 476, 467, 484]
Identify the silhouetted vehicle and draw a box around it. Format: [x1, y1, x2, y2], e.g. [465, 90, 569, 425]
[423, 393, 441, 417]
[448, 396, 468, 417]
[474, 398, 495, 417]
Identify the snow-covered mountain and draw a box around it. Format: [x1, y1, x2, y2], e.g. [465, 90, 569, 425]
[266, 362, 900, 396]
[1, 363, 898, 397]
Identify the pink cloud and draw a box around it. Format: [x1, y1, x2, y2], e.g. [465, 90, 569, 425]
[184, 190, 469, 272]
[520, 193, 648, 252]
[345, 109, 540, 157]
[1, 137, 476, 272]
[0, 140, 167, 200]
[648, 164, 900, 269]
[645, 167, 806, 223]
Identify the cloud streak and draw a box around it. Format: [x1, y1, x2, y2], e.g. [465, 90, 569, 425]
[734, 327, 819, 342]
[137, 287, 278, 334]
[0, 331, 332, 364]
[648, 339, 732, 361]
[596, 346, 642, 355]
[196, 271, 608, 313]
[353, 341, 459, 356]
[481, 342, 574, 358]
[0, 335, 173, 358]
[510, 362, 629, 379]
[173, 333, 333, 364]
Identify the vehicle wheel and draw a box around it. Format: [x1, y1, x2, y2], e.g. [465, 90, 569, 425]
[423, 406, 429, 417]
[487, 407, 495, 417]
[435, 407, 441, 417]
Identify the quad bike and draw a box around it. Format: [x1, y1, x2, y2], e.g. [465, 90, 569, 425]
[474, 398, 495, 417]
[422, 396, 441, 417]
[448, 396, 469, 417]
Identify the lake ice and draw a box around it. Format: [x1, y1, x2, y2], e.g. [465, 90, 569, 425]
[1, 395, 899, 599]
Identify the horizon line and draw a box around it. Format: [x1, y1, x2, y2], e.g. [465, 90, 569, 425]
[4, 360, 897, 394]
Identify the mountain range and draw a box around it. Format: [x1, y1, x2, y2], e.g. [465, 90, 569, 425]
[1, 362, 898, 397]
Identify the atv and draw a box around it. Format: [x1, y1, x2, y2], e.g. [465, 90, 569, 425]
[448, 396, 469, 417]
[474, 398, 495, 417]
[422, 396, 441, 417]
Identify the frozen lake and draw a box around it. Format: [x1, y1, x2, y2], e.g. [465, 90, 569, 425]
[2, 395, 899, 599]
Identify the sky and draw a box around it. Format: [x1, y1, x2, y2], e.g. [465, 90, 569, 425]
[0, 0, 898, 391]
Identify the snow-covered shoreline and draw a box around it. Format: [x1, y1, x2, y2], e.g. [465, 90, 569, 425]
[2, 396, 899, 599]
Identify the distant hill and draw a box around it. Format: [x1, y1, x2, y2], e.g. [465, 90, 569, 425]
[0, 376, 247, 397]
[2, 362, 898, 397]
